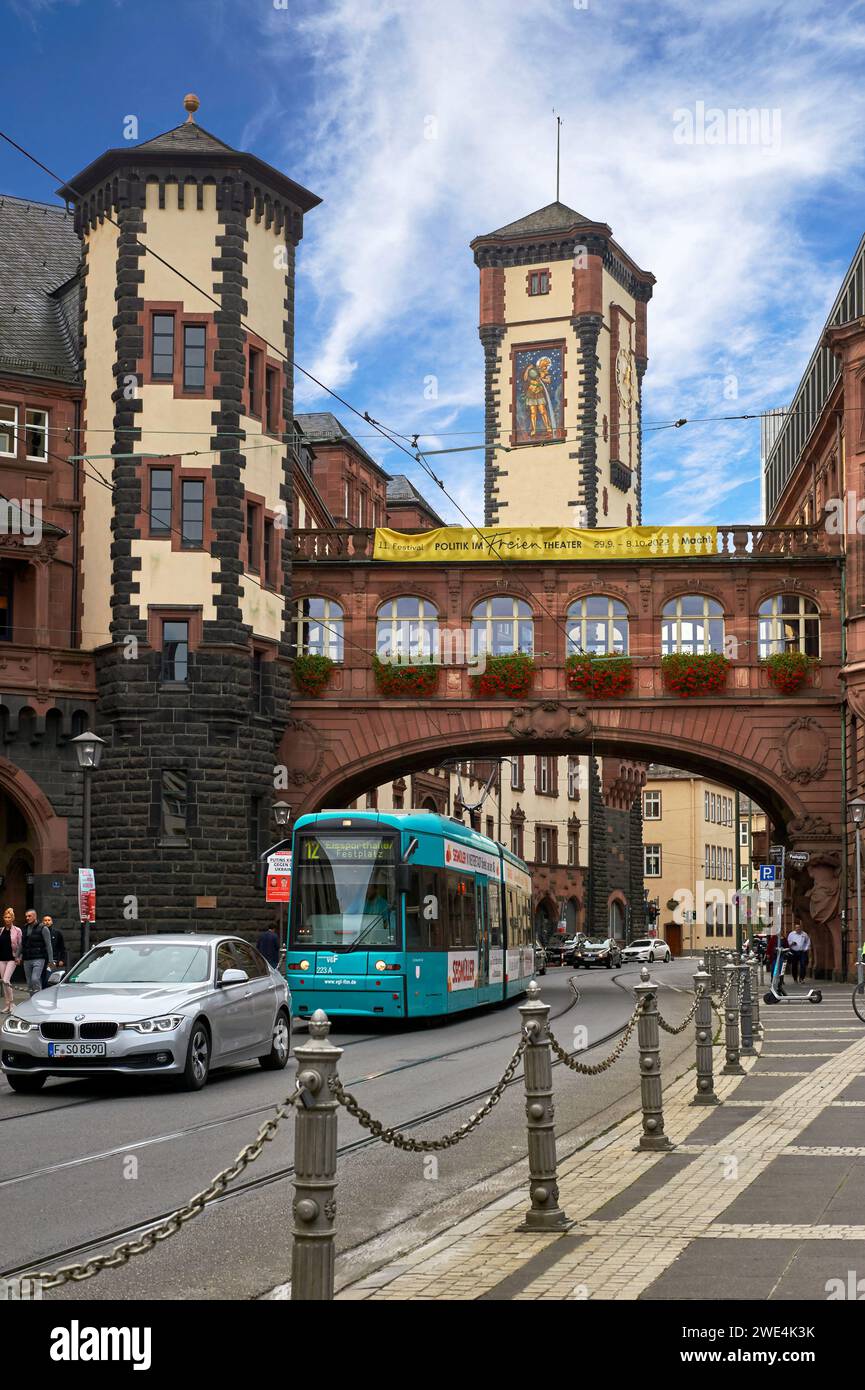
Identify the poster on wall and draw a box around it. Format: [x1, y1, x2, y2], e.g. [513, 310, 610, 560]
[512, 343, 565, 443]
[78, 868, 96, 923]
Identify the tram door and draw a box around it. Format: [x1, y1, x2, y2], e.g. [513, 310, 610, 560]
[476, 879, 490, 996]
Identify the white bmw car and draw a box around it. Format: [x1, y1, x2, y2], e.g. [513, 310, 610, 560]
[621, 937, 673, 964]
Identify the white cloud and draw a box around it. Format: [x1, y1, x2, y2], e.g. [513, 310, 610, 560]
[249, 0, 865, 523]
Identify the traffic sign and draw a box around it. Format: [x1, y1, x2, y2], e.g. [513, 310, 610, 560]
[787, 851, 810, 866]
[758, 864, 776, 883]
[266, 851, 292, 904]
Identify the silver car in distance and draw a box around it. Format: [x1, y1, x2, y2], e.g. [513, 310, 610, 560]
[1, 934, 291, 1093]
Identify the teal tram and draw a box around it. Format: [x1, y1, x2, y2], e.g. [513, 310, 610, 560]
[286, 810, 534, 1020]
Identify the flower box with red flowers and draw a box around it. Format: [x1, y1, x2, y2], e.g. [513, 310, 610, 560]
[660, 651, 730, 698]
[372, 655, 440, 698]
[763, 651, 817, 695]
[471, 653, 536, 700]
[292, 654, 335, 698]
[565, 654, 633, 699]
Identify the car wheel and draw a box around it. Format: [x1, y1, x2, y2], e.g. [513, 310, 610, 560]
[605, 959, 612, 968]
[181, 1021, 211, 1091]
[260, 1009, 291, 1071]
[648, 953, 655, 963]
[5, 1073, 47, 1093]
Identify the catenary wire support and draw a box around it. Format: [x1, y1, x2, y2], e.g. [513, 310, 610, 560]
[291, 1009, 344, 1302]
[517, 980, 571, 1231]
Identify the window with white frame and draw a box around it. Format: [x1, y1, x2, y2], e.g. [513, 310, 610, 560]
[294, 597, 344, 661]
[25, 409, 48, 460]
[376, 596, 438, 662]
[739, 820, 749, 847]
[565, 595, 629, 655]
[758, 593, 820, 658]
[704, 844, 710, 879]
[567, 756, 580, 799]
[644, 843, 661, 876]
[661, 594, 724, 655]
[643, 790, 661, 819]
[538, 828, 550, 864]
[704, 791, 710, 820]
[510, 756, 522, 790]
[471, 595, 533, 656]
[0, 405, 17, 457]
[538, 756, 550, 793]
[711, 793, 716, 822]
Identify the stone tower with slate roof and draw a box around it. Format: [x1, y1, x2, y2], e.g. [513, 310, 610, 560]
[471, 202, 654, 528]
[58, 95, 320, 932]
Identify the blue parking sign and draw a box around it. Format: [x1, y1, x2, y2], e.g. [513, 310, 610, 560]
[759, 864, 776, 883]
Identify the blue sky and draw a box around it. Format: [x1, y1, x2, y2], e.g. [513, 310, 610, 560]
[4, 0, 865, 525]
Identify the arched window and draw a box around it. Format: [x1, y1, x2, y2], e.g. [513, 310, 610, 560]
[294, 597, 344, 661]
[758, 594, 820, 658]
[661, 595, 724, 655]
[566, 596, 629, 655]
[376, 596, 438, 661]
[471, 596, 533, 656]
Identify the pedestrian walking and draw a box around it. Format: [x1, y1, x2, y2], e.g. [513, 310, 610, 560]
[796, 925, 811, 982]
[41, 916, 66, 988]
[787, 922, 806, 983]
[21, 909, 54, 995]
[0, 907, 22, 1014]
[256, 924, 280, 969]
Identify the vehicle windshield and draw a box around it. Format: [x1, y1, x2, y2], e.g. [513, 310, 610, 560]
[65, 942, 211, 985]
[629, 939, 651, 948]
[292, 832, 399, 952]
[585, 937, 608, 946]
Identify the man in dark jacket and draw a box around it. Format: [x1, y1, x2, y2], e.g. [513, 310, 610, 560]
[41, 916, 66, 988]
[21, 910, 54, 994]
[256, 925, 280, 969]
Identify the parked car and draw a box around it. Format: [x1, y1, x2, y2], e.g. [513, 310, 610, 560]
[572, 936, 622, 969]
[1, 934, 291, 1094]
[533, 941, 547, 976]
[621, 937, 673, 964]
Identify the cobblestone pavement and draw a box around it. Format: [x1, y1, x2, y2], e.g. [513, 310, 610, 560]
[337, 985, 865, 1301]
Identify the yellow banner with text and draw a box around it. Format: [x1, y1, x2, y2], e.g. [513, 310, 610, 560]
[372, 525, 718, 562]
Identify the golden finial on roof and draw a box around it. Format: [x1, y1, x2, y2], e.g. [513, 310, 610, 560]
[183, 93, 200, 123]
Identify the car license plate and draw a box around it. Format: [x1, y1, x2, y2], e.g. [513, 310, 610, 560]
[47, 1042, 107, 1058]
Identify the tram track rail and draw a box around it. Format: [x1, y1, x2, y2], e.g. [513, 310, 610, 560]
[1, 981, 618, 1283]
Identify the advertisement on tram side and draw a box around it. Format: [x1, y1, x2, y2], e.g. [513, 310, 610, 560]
[447, 951, 478, 991]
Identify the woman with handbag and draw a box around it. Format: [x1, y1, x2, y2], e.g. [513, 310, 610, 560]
[0, 907, 22, 1014]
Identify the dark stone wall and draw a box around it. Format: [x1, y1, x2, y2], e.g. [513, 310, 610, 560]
[586, 754, 644, 939]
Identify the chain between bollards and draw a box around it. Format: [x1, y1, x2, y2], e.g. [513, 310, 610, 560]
[748, 950, 762, 1034]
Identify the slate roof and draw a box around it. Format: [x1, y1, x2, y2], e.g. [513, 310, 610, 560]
[0, 195, 81, 382]
[386, 473, 444, 526]
[295, 412, 391, 479]
[134, 121, 237, 156]
[484, 201, 590, 238]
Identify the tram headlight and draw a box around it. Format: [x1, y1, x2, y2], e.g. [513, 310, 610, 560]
[374, 959, 387, 972]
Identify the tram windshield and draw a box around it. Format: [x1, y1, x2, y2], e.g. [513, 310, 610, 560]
[292, 832, 399, 951]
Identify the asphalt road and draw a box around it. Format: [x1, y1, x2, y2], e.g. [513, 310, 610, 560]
[0, 958, 700, 1300]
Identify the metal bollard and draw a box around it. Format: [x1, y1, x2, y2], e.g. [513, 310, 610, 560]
[634, 966, 674, 1150]
[291, 1009, 343, 1301]
[749, 951, 762, 1034]
[710, 948, 721, 993]
[518, 981, 570, 1231]
[722, 961, 744, 1075]
[691, 961, 719, 1105]
[739, 958, 755, 1055]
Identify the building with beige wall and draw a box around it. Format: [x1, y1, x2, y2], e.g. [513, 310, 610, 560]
[642, 766, 738, 956]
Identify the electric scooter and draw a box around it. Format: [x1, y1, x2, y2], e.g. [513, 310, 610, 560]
[763, 946, 822, 1005]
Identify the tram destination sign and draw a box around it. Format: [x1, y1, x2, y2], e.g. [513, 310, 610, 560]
[301, 835, 396, 863]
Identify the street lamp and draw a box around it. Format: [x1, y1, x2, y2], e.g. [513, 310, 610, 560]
[849, 796, 865, 986]
[272, 800, 292, 830]
[70, 730, 106, 956]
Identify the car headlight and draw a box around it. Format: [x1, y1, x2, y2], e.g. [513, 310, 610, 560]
[122, 1015, 184, 1035]
[3, 1014, 36, 1034]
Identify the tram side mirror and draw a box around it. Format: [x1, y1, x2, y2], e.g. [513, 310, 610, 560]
[397, 865, 414, 895]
